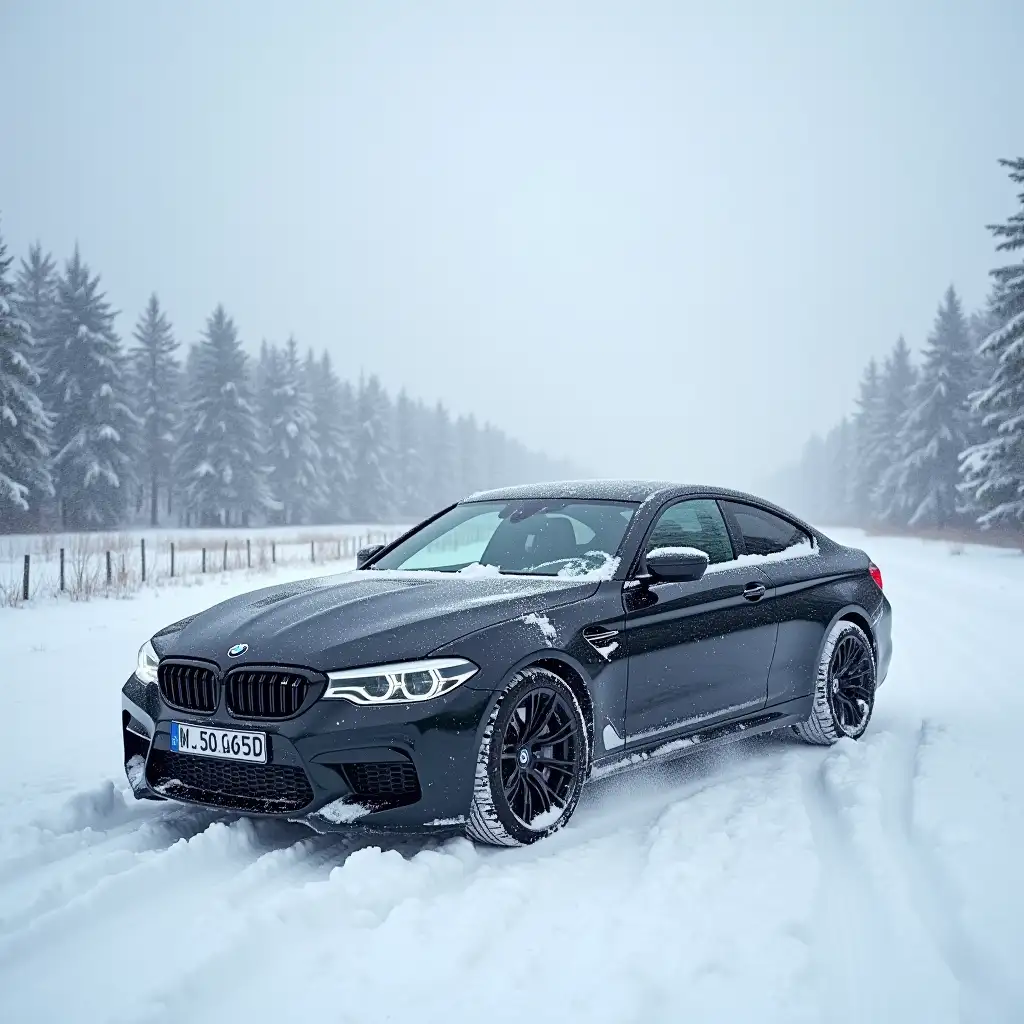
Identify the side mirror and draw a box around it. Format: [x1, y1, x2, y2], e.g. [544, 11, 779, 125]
[356, 544, 385, 569]
[645, 547, 709, 582]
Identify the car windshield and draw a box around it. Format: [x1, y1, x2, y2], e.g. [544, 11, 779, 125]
[370, 499, 638, 578]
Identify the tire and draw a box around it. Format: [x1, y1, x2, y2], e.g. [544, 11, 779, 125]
[466, 666, 590, 847]
[794, 620, 877, 746]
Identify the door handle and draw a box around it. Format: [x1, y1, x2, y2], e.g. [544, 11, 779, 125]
[743, 582, 767, 601]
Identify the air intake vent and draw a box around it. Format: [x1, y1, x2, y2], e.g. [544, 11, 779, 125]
[342, 761, 421, 804]
[225, 669, 311, 718]
[146, 750, 314, 813]
[583, 626, 620, 659]
[158, 662, 218, 713]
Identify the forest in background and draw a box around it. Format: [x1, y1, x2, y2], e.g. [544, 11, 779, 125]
[771, 158, 1024, 540]
[0, 231, 577, 532]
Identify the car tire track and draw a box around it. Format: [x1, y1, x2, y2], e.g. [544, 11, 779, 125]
[881, 722, 1024, 1023]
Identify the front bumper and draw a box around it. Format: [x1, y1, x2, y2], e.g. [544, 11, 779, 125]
[121, 671, 494, 833]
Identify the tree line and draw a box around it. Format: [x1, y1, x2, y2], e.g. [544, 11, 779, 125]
[0, 232, 577, 532]
[775, 158, 1024, 538]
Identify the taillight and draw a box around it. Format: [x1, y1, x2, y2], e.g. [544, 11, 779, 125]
[869, 563, 883, 590]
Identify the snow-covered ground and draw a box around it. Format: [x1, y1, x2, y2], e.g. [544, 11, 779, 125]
[0, 524, 408, 602]
[1, 530, 1022, 1023]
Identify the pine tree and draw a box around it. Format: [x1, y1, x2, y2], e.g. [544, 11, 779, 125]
[427, 401, 457, 509]
[351, 374, 392, 521]
[850, 359, 887, 524]
[261, 337, 323, 524]
[13, 244, 57, 347]
[823, 418, 856, 525]
[129, 294, 180, 525]
[456, 413, 482, 498]
[48, 248, 135, 528]
[869, 337, 916, 522]
[178, 305, 271, 526]
[391, 390, 423, 519]
[959, 158, 1024, 532]
[0, 226, 53, 524]
[877, 286, 974, 528]
[304, 350, 351, 522]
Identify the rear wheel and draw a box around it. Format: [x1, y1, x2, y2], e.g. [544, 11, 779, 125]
[466, 667, 589, 847]
[794, 620, 876, 746]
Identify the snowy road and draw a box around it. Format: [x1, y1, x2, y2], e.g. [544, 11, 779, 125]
[1, 533, 1022, 1023]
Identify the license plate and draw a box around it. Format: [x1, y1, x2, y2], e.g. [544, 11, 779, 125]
[170, 721, 267, 763]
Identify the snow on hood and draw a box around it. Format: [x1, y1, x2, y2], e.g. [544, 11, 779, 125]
[154, 569, 600, 671]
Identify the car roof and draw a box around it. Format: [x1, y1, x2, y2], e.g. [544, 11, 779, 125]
[462, 479, 805, 516]
[463, 479, 676, 503]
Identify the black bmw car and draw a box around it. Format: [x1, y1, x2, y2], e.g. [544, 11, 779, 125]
[122, 481, 892, 846]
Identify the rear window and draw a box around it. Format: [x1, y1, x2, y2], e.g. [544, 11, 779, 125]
[720, 501, 811, 557]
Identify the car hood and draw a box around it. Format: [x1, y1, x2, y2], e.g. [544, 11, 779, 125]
[153, 569, 600, 673]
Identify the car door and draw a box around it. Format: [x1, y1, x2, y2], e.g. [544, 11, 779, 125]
[719, 500, 825, 707]
[622, 498, 778, 745]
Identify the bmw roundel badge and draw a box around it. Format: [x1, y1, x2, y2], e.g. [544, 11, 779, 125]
[227, 643, 248, 658]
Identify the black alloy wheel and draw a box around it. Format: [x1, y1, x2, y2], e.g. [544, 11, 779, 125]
[794, 620, 877, 746]
[828, 631, 875, 735]
[500, 686, 581, 827]
[467, 667, 589, 846]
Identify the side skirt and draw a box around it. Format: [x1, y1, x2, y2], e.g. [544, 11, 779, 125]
[589, 695, 811, 782]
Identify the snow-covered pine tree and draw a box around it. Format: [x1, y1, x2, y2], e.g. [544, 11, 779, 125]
[427, 401, 457, 509]
[13, 243, 57, 346]
[959, 158, 1024, 532]
[178, 305, 272, 526]
[869, 336, 916, 523]
[261, 337, 323, 524]
[456, 413, 482, 498]
[876, 286, 974, 529]
[480, 424, 507, 492]
[129, 294, 180, 525]
[304, 350, 352, 523]
[391, 390, 423, 520]
[850, 359, 887, 525]
[47, 248, 136, 529]
[351, 374, 392, 522]
[0, 226, 53, 526]
[823, 418, 856, 525]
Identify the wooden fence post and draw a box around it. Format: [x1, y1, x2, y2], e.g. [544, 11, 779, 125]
[141, 538, 146, 583]
[223, 540, 228, 571]
[311, 540, 315, 563]
[105, 551, 112, 585]
[272, 541, 276, 564]
[202, 547, 206, 573]
[22, 555, 30, 602]
[170, 542, 175, 578]
[59, 548, 65, 592]
[247, 538, 251, 568]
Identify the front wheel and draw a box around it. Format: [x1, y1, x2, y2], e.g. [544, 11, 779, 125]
[466, 667, 590, 847]
[794, 620, 877, 746]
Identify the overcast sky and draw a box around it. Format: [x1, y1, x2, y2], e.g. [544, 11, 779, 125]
[2, 0, 1021, 490]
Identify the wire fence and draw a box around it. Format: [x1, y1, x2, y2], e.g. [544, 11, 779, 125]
[0, 527, 407, 607]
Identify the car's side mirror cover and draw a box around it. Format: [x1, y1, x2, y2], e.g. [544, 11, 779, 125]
[645, 547, 709, 582]
[356, 544, 385, 569]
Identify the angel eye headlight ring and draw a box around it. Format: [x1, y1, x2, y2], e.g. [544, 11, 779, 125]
[323, 658, 479, 705]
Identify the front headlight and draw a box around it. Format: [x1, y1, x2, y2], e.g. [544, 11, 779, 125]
[324, 657, 479, 705]
[135, 639, 159, 685]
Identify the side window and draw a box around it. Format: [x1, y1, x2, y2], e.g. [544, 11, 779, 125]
[720, 501, 811, 557]
[645, 499, 734, 565]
